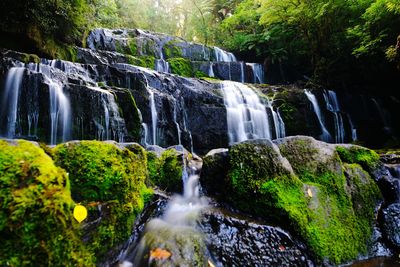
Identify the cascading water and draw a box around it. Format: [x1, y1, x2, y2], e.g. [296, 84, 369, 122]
[0, 67, 25, 138]
[47, 78, 71, 145]
[347, 114, 358, 141]
[277, 110, 286, 138]
[181, 98, 194, 153]
[323, 90, 345, 143]
[304, 89, 332, 142]
[240, 62, 245, 83]
[214, 47, 237, 62]
[208, 62, 215, 78]
[155, 59, 170, 73]
[173, 101, 182, 145]
[247, 63, 265, 84]
[149, 90, 158, 145]
[124, 151, 208, 266]
[265, 96, 286, 139]
[221, 81, 271, 144]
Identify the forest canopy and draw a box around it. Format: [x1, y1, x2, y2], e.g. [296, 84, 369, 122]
[0, 0, 399, 90]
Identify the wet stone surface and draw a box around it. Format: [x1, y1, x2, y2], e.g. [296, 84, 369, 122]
[199, 207, 314, 267]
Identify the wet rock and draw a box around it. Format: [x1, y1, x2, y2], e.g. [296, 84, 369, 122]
[199, 207, 314, 267]
[382, 203, 400, 250]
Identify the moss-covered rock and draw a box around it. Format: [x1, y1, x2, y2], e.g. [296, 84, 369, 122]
[163, 41, 183, 58]
[0, 140, 94, 266]
[167, 58, 193, 77]
[147, 149, 183, 193]
[53, 140, 152, 261]
[201, 136, 382, 264]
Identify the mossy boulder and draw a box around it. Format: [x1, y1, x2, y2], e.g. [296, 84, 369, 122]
[201, 136, 382, 264]
[0, 140, 94, 266]
[53, 140, 152, 261]
[147, 149, 183, 193]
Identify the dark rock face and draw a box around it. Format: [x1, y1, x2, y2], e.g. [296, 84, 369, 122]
[382, 203, 400, 250]
[200, 207, 314, 267]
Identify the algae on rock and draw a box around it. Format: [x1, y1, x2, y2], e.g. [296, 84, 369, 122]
[201, 136, 382, 265]
[0, 140, 95, 266]
[53, 140, 153, 261]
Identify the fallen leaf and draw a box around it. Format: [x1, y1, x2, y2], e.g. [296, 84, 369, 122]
[279, 245, 285, 251]
[307, 188, 313, 198]
[150, 248, 171, 260]
[73, 204, 87, 223]
[208, 259, 216, 267]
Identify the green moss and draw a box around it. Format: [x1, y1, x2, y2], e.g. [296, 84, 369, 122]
[224, 140, 381, 264]
[336, 146, 380, 171]
[127, 55, 156, 69]
[163, 41, 183, 58]
[128, 39, 138, 56]
[167, 58, 193, 77]
[194, 70, 208, 78]
[0, 140, 94, 266]
[147, 150, 183, 193]
[21, 53, 40, 64]
[53, 141, 152, 261]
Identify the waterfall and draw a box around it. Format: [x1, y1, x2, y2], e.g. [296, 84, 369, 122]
[247, 63, 265, 84]
[0, 67, 25, 138]
[149, 90, 158, 145]
[48, 78, 71, 145]
[304, 89, 332, 142]
[323, 90, 345, 143]
[181, 99, 194, 153]
[277, 109, 286, 138]
[371, 98, 393, 134]
[266, 97, 286, 139]
[127, 151, 207, 266]
[221, 81, 271, 144]
[173, 100, 182, 145]
[347, 114, 358, 141]
[240, 62, 245, 83]
[208, 62, 215, 78]
[214, 47, 237, 62]
[155, 59, 170, 73]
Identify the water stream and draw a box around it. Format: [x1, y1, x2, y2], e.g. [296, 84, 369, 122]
[221, 81, 271, 144]
[304, 89, 333, 142]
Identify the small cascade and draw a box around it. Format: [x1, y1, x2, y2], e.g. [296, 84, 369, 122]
[208, 62, 215, 78]
[155, 59, 170, 73]
[47, 78, 71, 145]
[173, 100, 182, 145]
[0, 67, 25, 138]
[265, 97, 286, 139]
[221, 81, 271, 144]
[127, 151, 208, 266]
[277, 110, 286, 138]
[347, 114, 358, 141]
[214, 47, 237, 62]
[240, 62, 245, 83]
[181, 99, 194, 153]
[247, 63, 265, 84]
[304, 89, 332, 142]
[371, 98, 393, 134]
[149, 90, 158, 145]
[323, 90, 345, 143]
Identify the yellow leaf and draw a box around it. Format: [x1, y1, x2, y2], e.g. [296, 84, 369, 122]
[208, 259, 215, 267]
[150, 248, 171, 260]
[307, 188, 313, 198]
[73, 204, 87, 223]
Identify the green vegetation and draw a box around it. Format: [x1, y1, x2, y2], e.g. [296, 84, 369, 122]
[336, 146, 380, 171]
[0, 140, 95, 266]
[168, 58, 193, 77]
[214, 139, 382, 264]
[147, 150, 183, 193]
[53, 141, 152, 261]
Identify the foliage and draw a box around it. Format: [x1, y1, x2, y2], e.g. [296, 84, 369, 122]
[0, 140, 95, 266]
[53, 141, 152, 260]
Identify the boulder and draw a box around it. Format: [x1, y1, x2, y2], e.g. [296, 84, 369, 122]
[201, 136, 382, 265]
